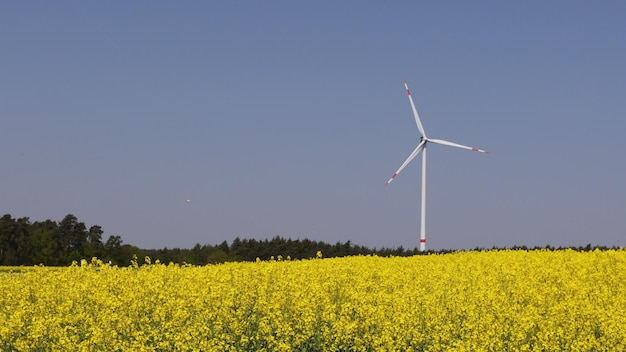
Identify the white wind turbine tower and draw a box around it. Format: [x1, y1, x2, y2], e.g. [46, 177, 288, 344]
[385, 80, 489, 251]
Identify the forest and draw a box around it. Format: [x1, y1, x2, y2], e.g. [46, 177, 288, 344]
[0, 213, 615, 266]
[0, 213, 419, 266]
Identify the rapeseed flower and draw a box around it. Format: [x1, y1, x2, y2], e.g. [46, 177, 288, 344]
[0, 249, 625, 350]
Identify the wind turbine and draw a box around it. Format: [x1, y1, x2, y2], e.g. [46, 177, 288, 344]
[385, 80, 488, 251]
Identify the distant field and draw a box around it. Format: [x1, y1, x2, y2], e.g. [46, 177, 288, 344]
[2, 249, 625, 351]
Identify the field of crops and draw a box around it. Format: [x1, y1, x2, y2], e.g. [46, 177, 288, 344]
[1, 249, 625, 351]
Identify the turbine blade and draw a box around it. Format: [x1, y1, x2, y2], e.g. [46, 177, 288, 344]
[385, 140, 426, 187]
[404, 80, 427, 138]
[428, 138, 489, 154]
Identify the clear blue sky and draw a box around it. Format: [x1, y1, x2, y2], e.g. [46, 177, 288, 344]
[2, 1, 625, 250]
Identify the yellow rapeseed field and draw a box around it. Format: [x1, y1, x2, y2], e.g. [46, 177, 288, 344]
[1, 249, 625, 351]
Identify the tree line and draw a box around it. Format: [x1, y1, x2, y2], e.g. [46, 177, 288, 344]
[0, 213, 419, 266]
[0, 213, 619, 266]
[0, 214, 129, 266]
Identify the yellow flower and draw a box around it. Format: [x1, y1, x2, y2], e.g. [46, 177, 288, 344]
[1, 250, 625, 350]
